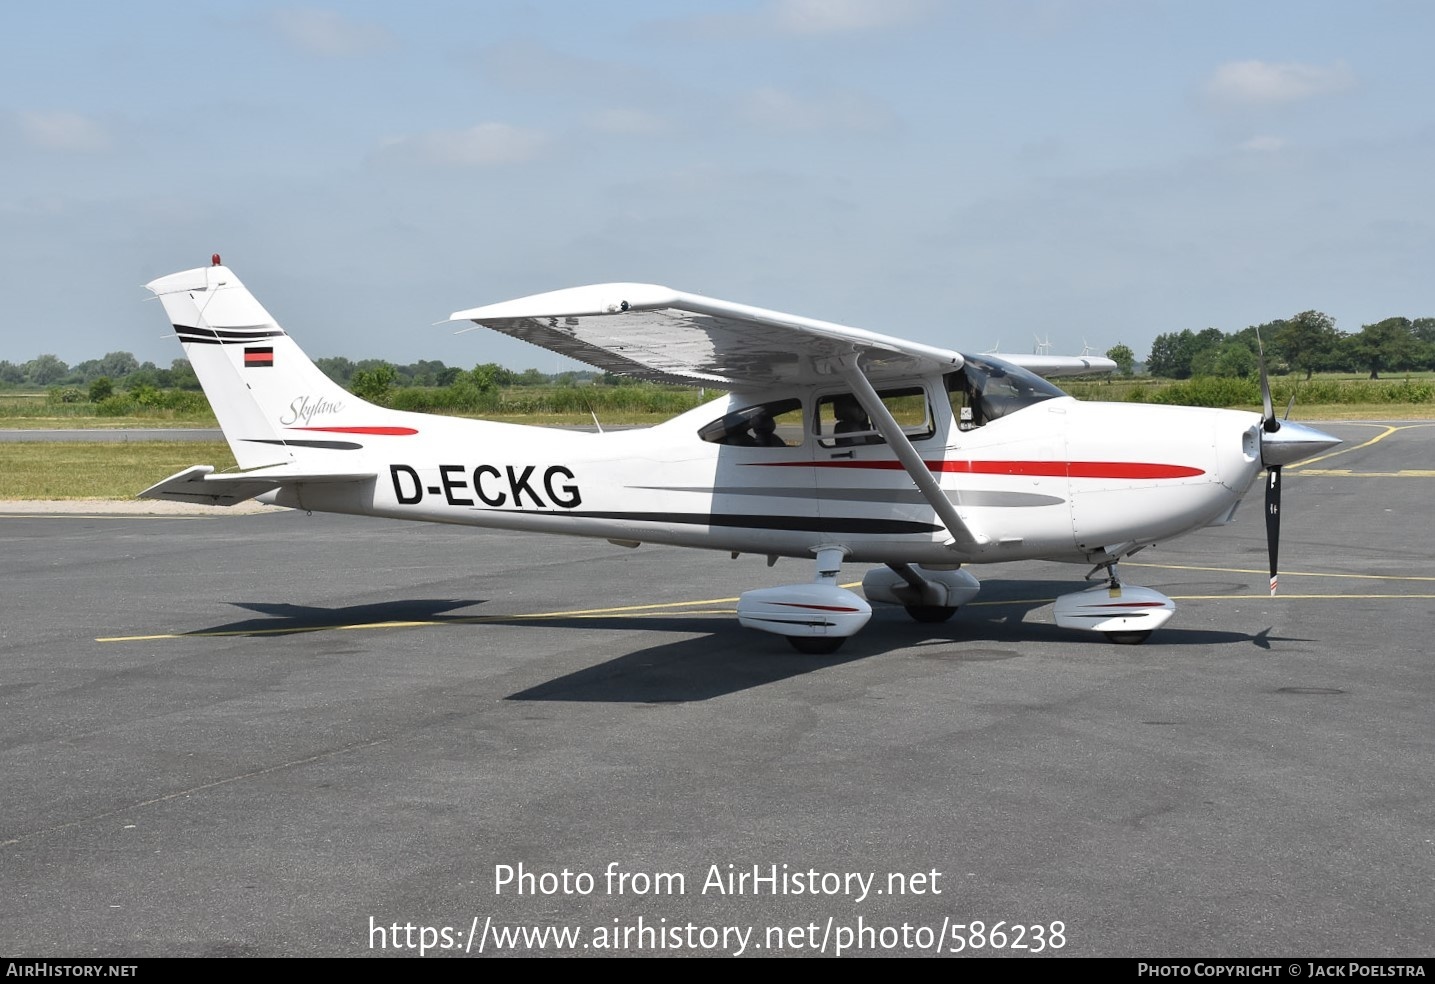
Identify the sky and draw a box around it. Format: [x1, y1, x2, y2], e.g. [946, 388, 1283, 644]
[3, 0, 1433, 372]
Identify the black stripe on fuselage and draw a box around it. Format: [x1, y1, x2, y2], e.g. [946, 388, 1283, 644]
[472, 509, 942, 535]
[242, 438, 363, 451]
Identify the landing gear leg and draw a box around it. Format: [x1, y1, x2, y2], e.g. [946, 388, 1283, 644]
[1097, 562, 1150, 645]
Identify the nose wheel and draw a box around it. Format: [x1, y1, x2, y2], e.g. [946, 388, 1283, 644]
[788, 636, 847, 655]
[904, 605, 959, 623]
[1104, 630, 1152, 645]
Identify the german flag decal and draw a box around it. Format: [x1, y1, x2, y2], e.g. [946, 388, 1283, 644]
[244, 346, 274, 368]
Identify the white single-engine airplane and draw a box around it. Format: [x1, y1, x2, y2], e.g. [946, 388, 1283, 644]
[141, 256, 1339, 653]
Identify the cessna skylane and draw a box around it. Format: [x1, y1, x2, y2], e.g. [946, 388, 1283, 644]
[141, 257, 1339, 653]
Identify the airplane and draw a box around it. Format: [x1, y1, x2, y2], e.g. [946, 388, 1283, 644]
[140, 256, 1340, 654]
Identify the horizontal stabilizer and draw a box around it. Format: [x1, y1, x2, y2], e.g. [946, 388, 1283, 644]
[138, 464, 376, 507]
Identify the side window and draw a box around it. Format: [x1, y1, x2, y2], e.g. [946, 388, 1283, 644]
[698, 398, 804, 448]
[816, 387, 933, 448]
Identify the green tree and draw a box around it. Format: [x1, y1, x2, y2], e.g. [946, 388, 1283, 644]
[24, 354, 68, 385]
[1147, 329, 1199, 378]
[1105, 343, 1135, 376]
[0, 360, 23, 384]
[1212, 338, 1257, 378]
[350, 363, 397, 401]
[470, 362, 510, 393]
[96, 351, 140, 379]
[1274, 311, 1342, 380]
[169, 358, 201, 390]
[1346, 317, 1423, 379]
[88, 377, 114, 402]
[314, 356, 357, 385]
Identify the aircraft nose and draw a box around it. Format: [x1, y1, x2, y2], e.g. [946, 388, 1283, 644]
[1260, 419, 1341, 468]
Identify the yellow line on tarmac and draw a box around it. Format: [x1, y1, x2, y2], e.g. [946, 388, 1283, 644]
[1126, 562, 1435, 582]
[1169, 593, 1435, 601]
[967, 593, 1435, 607]
[99, 578, 1432, 643]
[1291, 470, 1435, 477]
[1287, 422, 1432, 471]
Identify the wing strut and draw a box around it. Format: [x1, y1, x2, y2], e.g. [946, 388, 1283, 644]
[834, 357, 989, 556]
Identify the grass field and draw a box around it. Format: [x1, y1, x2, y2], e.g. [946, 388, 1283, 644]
[0, 442, 235, 499]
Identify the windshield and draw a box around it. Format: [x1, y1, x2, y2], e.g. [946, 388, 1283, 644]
[946, 355, 1066, 429]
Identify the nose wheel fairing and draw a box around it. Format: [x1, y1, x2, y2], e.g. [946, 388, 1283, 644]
[1053, 582, 1175, 644]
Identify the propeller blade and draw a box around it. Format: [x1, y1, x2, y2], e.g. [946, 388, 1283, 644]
[1255, 328, 1278, 432]
[1265, 465, 1282, 595]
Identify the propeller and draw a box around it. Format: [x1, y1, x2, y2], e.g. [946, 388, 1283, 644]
[1255, 331, 1340, 597]
[1257, 331, 1282, 595]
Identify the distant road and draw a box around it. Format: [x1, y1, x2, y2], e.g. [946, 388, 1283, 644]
[0, 429, 224, 442]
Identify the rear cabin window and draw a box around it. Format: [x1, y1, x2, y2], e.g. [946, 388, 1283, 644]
[698, 398, 804, 448]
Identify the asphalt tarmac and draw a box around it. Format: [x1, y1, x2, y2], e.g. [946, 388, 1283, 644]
[1, 421, 1430, 958]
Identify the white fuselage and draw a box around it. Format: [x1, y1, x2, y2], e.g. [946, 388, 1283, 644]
[264, 390, 1265, 568]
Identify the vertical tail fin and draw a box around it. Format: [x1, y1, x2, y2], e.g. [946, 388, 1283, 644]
[145, 261, 410, 470]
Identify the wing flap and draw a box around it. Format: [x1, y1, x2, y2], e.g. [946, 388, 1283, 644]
[138, 465, 377, 507]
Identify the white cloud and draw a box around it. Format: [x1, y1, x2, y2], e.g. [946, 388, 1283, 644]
[586, 108, 666, 136]
[1206, 60, 1355, 106]
[18, 111, 110, 153]
[377, 123, 550, 167]
[770, 0, 936, 35]
[1239, 135, 1287, 153]
[664, 0, 935, 40]
[737, 87, 899, 133]
[270, 8, 394, 57]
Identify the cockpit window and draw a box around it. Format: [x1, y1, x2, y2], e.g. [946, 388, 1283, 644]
[699, 398, 803, 447]
[947, 355, 1066, 430]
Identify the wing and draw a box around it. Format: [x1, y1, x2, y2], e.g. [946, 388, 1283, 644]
[450, 284, 963, 388]
[992, 353, 1118, 378]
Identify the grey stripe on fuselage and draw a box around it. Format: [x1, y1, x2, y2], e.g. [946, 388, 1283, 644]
[632, 486, 1065, 508]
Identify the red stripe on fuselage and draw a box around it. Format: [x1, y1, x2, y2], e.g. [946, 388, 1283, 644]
[752, 460, 1204, 479]
[288, 426, 419, 436]
[772, 602, 863, 612]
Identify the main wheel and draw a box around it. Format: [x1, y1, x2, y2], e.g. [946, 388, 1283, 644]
[905, 605, 958, 623]
[1104, 630, 1152, 645]
[788, 636, 847, 655]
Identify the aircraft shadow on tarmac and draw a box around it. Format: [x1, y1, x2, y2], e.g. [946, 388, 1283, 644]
[185, 582, 1306, 702]
[501, 580, 1310, 703]
[189, 598, 488, 636]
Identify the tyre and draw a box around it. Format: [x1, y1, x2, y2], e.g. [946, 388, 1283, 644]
[1104, 630, 1152, 645]
[904, 605, 957, 624]
[788, 636, 846, 655]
